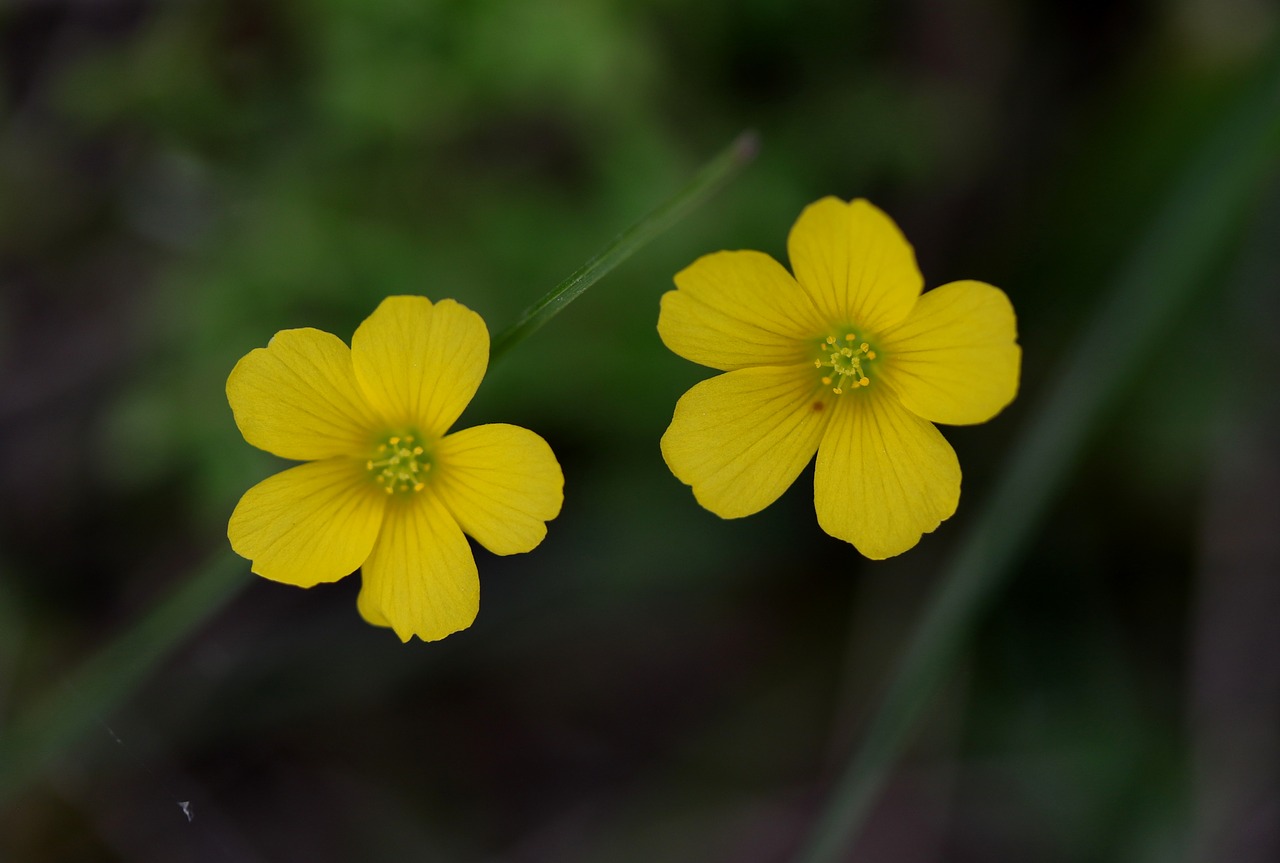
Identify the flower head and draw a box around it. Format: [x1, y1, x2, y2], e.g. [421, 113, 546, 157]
[227, 296, 563, 641]
[658, 197, 1020, 559]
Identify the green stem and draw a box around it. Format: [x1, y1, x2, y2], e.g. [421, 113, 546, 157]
[795, 50, 1280, 863]
[0, 552, 244, 802]
[489, 130, 760, 364]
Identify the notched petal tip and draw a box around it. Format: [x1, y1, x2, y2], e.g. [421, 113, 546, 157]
[434, 424, 564, 557]
[226, 327, 375, 461]
[360, 496, 481, 643]
[351, 295, 490, 436]
[374, 294, 434, 310]
[787, 196, 923, 334]
[659, 250, 823, 371]
[661, 365, 831, 520]
[228, 458, 386, 587]
[882, 279, 1021, 426]
[813, 392, 961, 560]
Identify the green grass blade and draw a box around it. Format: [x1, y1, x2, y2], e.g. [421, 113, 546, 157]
[0, 551, 244, 803]
[489, 131, 759, 364]
[795, 49, 1280, 863]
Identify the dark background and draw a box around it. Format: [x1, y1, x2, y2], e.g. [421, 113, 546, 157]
[2, 0, 1278, 860]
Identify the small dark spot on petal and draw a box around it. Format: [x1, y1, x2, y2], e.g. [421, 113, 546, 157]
[812, 401, 825, 411]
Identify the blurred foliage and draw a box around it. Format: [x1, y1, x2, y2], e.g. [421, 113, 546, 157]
[2, 0, 1279, 861]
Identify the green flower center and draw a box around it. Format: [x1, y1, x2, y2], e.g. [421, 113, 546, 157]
[366, 432, 432, 495]
[814, 332, 878, 395]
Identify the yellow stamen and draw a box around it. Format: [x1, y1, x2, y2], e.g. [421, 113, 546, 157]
[367, 431, 432, 495]
[814, 329, 880, 395]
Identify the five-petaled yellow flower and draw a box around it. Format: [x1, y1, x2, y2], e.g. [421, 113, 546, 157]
[227, 296, 563, 642]
[658, 197, 1020, 559]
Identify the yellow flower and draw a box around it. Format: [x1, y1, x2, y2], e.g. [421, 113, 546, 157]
[658, 197, 1020, 559]
[226, 296, 563, 642]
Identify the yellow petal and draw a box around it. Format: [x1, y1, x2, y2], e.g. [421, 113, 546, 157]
[226, 328, 375, 460]
[814, 387, 960, 559]
[228, 458, 386, 586]
[787, 197, 923, 333]
[658, 250, 826, 371]
[351, 296, 489, 437]
[661, 364, 832, 519]
[880, 280, 1020, 425]
[433, 424, 564, 556]
[359, 494, 479, 642]
[356, 576, 391, 629]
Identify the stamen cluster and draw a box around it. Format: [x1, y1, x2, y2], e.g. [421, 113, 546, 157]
[814, 333, 877, 395]
[367, 434, 430, 494]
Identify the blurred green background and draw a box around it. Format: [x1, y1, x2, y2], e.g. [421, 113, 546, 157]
[2, 0, 1279, 861]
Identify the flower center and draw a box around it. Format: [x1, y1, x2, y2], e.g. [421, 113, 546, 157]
[366, 432, 432, 495]
[814, 332, 878, 395]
